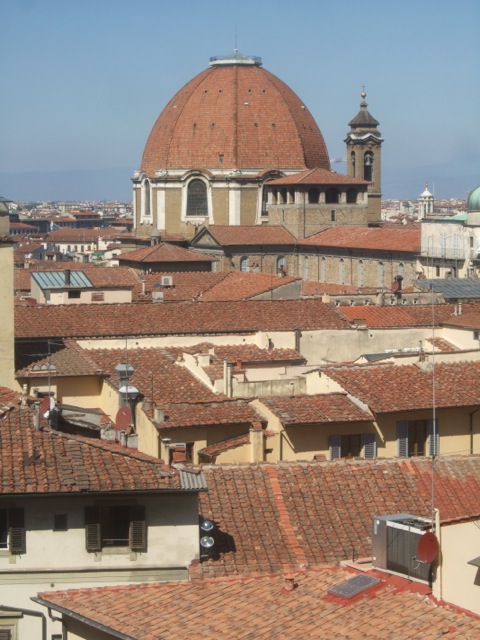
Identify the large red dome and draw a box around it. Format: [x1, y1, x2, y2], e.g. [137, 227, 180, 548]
[141, 51, 331, 176]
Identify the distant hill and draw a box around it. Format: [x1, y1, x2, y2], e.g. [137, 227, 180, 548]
[1, 158, 479, 203]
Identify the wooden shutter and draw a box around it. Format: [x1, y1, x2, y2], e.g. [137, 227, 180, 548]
[0, 629, 12, 640]
[9, 508, 25, 555]
[428, 418, 439, 456]
[85, 506, 102, 552]
[363, 433, 376, 459]
[397, 421, 409, 457]
[329, 435, 341, 460]
[129, 505, 147, 552]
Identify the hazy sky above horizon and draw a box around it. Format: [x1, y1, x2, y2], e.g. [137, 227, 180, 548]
[2, 0, 479, 199]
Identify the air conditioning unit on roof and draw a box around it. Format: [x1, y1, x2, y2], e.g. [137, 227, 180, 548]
[161, 275, 173, 287]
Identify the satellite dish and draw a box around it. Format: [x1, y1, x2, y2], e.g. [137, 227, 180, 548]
[391, 280, 401, 293]
[200, 536, 215, 550]
[115, 406, 132, 430]
[200, 519, 214, 533]
[417, 531, 440, 563]
[40, 396, 54, 417]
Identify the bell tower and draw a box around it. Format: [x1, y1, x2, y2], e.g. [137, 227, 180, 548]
[345, 90, 383, 223]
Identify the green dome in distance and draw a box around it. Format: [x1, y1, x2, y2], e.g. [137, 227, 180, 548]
[467, 185, 480, 212]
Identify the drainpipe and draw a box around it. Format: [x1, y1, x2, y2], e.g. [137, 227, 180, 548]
[0, 605, 46, 640]
[469, 407, 480, 455]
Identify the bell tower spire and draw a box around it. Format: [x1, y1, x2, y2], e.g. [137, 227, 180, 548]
[345, 89, 383, 223]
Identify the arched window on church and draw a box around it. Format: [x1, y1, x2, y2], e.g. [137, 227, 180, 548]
[351, 151, 356, 178]
[186, 179, 208, 217]
[303, 255, 309, 280]
[277, 255, 286, 274]
[364, 152, 374, 182]
[377, 261, 384, 287]
[346, 188, 357, 204]
[325, 188, 340, 204]
[142, 179, 151, 219]
[339, 258, 345, 285]
[320, 257, 327, 282]
[240, 256, 250, 273]
[358, 260, 365, 287]
[308, 188, 319, 204]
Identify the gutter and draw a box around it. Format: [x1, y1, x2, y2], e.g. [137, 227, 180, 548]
[0, 604, 46, 640]
[31, 597, 134, 640]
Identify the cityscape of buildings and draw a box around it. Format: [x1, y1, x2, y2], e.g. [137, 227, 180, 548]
[1, 46, 480, 639]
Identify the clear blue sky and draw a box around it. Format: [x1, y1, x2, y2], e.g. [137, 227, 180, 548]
[1, 0, 479, 201]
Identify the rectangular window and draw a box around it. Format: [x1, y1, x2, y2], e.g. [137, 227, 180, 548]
[329, 434, 376, 460]
[397, 419, 438, 457]
[0, 509, 25, 555]
[85, 505, 146, 552]
[68, 290, 81, 299]
[53, 514, 68, 531]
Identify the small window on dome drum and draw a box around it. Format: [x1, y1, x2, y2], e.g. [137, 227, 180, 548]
[187, 179, 208, 217]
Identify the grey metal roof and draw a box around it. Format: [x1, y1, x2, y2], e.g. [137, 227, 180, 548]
[174, 465, 208, 491]
[415, 278, 480, 300]
[31, 270, 93, 289]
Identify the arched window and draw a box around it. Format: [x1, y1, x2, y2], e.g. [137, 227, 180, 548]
[346, 188, 357, 204]
[397, 262, 404, 279]
[364, 152, 374, 182]
[240, 256, 250, 273]
[303, 255, 309, 280]
[325, 188, 340, 204]
[339, 258, 345, 285]
[142, 179, 151, 218]
[279, 189, 287, 204]
[377, 261, 385, 287]
[320, 257, 327, 282]
[358, 260, 365, 287]
[308, 188, 319, 204]
[186, 179, 208, 217]
[277, 255, 286, 274]
[351, 151, 356, 177]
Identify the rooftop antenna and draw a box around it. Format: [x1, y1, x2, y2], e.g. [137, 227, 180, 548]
[234, 23, 238, 50]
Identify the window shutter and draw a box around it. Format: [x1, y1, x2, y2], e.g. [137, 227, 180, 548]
[329, 435, 341, 460]
[9, 508, 25, 555]
[428, 418, 439, 456]
[129, 506, 147, 552]
[397, 421, 409, 457]
[363, 433, 376, 459]
[0, 629, 12, 640]
[85, 507, 102, 552]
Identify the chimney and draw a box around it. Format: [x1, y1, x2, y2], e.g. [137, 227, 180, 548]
[64, 269, 71, 285]
[154, 407, 165, 422]
[282, 574, 297, 593]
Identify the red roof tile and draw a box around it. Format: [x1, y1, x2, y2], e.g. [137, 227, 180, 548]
[338, 302, 480, 328]
[0, 404, 184, 495]
[267, 167, 369, 185]
[198, 457, 480, 577]
[300, 225, 420, 253]
[15, 298, 350, 339]
[323, 360, 480, 414]
[119, 242, 215, 264]
[36, 565, 480, 639]
[204, 224, 297, 245]
[261, 393, 373, 425]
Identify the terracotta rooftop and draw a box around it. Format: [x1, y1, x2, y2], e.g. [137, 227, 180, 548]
[323, 360, 480, 413]
[260, 393, 373, 426]
[201, 224, 297, 245]
[338, 303, 480, 328]
[300, 225, 420, 253]
[15, 265, 139, 293]
[0, 403, 188, 495]
[118, 242, 215, 264]
[198, 456, 480, 577]
[160, 399, 264, 430]
[36, 564, 480, 640]
[441, 311, 480, 330]
[303, 280, 377, 296]
[15, 298, 350, 339]
[141, 57, 330, 175]
[134, 271, 300, 302]
[266, 167, 369, 186]
[45, 227, 120, 242]
[15, 339, 101, 378]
